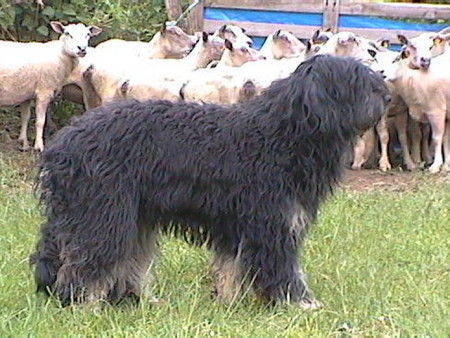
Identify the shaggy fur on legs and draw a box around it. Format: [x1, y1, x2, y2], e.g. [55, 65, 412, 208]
[31, 55, 389, 307]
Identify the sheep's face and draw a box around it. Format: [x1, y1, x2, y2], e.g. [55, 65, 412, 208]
[311, 29, 333, 45]
[379, 52, 402, 83]
[272, 30, 306, 59]
[223, 39, 264, 66]
[214, 24, 253, 47]
[200, 33, 225, 65]
[50, 22, 102, 58]
[367, 47, 399, 83]
[160, 24, 197, 58]
[397, 32, 449, 70]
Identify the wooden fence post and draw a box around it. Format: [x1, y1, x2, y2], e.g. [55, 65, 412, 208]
[323, 0, 340, 33]
[186, 0, 205, 34]
[165, 0, 183, 21]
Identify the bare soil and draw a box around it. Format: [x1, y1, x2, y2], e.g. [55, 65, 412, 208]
[340, 169, 442, 192]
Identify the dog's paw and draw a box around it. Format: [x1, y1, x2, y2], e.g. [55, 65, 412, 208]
[296, 298, 323, 310]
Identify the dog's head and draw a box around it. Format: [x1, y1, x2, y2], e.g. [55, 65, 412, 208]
[290, 55, 390, 134]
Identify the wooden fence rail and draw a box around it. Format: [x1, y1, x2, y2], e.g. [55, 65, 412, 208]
[167, 0, 450, 44]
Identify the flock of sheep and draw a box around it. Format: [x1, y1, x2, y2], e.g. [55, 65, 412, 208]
[1, 20, 450, 174]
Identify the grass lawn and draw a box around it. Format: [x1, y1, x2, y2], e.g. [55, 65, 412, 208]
[0, 150, 449, 336]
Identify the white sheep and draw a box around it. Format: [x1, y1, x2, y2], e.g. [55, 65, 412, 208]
[259, 30, 306, 60]
[95, 23, 197, 59]
[0, 21, 101, 151]
[81, 32, 225, 107]
[215, 39, 265, 68]
[181, 53, 305, 105]
[212, 24, 253, 46]
[383, 33, 450, 173]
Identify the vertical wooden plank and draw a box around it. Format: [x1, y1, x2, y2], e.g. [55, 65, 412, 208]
[165, 0, 183, 21]
[186, 0, 204, 34]
[322, 0, 340, 33]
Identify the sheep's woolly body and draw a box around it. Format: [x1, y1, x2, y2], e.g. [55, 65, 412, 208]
[0, 41, 75, 106]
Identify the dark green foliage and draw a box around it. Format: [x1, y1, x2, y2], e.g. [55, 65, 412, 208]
[0, 0, 167, 43]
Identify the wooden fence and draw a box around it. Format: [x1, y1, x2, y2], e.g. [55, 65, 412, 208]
[166, 0, 450, 47]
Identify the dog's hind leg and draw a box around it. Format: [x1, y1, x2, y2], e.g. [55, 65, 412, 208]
[53, 187, 142, 306]
[107, 224, 159, 304]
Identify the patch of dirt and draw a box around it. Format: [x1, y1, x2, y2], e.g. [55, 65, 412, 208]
[340, 169, 445, 192]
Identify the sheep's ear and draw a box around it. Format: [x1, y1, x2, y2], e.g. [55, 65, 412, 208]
[241, 27, 246, 33]
[397, 34, 409, 45]
[219, 25, 227, 33]
[161, 22, 167, 33]
[325, 27, 332, 32]
[202, 31, 209, 42]
[400, 48, 409, 59]
[274, 29, 281, 37]
[306, 40, 312, 52]
[434, 33, 450, 44]
[224, 39, 233, 51]
[438, 26, 450, 35]
[50, 21, 65, 34]
[377, 38, 390, 48]
[312, 29, 320, 41]
[299, 38, 308, 46]
[367, 49, 377, 58]
[88, 26, 102, 37]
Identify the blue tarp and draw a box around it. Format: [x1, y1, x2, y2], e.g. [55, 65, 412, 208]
[204, 7, 323, 26]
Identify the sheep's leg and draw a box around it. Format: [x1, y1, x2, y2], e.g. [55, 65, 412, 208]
[442, 119, 450, 172]
[352, 129, 375, 170]
[427, 112, 446, 174]
[376, 114, 391, 171]
[395, 111, 417, 170]
[34, 96, 52, 152]
[351, 135, 366, 170]
[18, 101, 32, 150]
[421, 123, 433, 165]
[81, 65, 102, 110]
[409, 118, 423, 166]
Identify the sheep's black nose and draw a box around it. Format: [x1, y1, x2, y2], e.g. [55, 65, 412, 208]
[420, 57, 430, 69]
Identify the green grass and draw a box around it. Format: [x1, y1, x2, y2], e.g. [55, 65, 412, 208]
[0, 151, 449, 336]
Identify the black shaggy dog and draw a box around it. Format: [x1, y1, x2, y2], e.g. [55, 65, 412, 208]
[31, 55, 389, 308]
